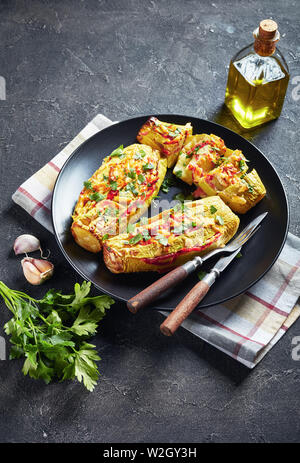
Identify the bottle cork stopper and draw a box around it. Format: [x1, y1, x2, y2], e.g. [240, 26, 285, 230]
[259, 19, 278, 40]
[253, 19, 280, 56]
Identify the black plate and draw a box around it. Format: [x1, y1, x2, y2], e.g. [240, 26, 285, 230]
[52, 115, 289, 311]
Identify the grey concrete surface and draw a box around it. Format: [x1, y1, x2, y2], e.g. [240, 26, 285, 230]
[0, 0, 299, 443]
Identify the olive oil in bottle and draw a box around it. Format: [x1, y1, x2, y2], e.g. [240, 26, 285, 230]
[225, 19, 289, 129]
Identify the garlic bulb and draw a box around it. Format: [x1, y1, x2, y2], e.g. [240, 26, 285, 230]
[14, 234, 41, 255]
[21, 257, 54, 285]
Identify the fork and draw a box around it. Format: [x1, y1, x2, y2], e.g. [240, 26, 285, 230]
[127, 212, 268, 313]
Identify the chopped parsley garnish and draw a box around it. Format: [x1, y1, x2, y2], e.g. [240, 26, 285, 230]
[175, 170, 182, 178]
[215, 215, 224, 225]
[192, 221, 197, 227]
[109, 180, 118, 191]
[125, 182, 139, 195]
[102, 234, 109, 241]
[110, 145, 124, 157]
[138, 174, 146, 184]
[127, 168, 136, 180]
[197, 270, 207, 281]
[157, 235, 169, 246]
[127, 223, 135, 234]
[173, 192, 186, 203]
[161, 174, 176, 193]
[236, 252, 242, 258]
[142, 230, 151, 241]
[210, 205, 217, 214]
[84, 181, 93, 190]
[169, 127, 181, 138]
[89, 192, 105, 202]
[143, 162, 155, 171]
[239, 159, 246, 172]
[248, 184, 254, 193]
[129, 234, 143, 245]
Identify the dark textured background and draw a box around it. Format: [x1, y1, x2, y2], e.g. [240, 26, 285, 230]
[0, 0, 300, 443]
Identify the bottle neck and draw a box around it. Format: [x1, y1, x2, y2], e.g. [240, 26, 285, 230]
[253, 26, 280, 57]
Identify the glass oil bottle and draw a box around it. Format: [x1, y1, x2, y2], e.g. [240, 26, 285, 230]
[225, 19, 289, 129]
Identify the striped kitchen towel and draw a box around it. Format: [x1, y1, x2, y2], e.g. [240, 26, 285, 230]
[12, 114, 300, 368]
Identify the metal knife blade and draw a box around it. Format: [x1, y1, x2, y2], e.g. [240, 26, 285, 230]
[211, 246, 242, 274]
[243, 211, 268, 231]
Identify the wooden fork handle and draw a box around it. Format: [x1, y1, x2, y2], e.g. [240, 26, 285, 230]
[127, 265, 188, 313]
[160, 271, 217, 336]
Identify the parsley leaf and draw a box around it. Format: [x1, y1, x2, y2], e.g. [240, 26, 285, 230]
[137, 174, 146, 184]
[127, 223, 135, 234]
[143, 162, 155, 171]
[210, 205, 217, 214]
[174, 170, 182, 178]
[215, 215, 224, 225]
[109, 180, 118, 191]
[173, 192, 186, 203]
[110, 145, 124, 157]
[0, 280, 114, 392]
[127, 168, 136, 180]
[84, 181, 93, 190]
[197, 270, 207, 281]
[89, 192, 105, 202]
[239, 159, 246, 172]
[156, 235, 169, 246]
[129, 234, 143, 245]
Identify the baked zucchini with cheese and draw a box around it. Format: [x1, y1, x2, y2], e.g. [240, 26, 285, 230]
[173, 133, 230, 185]
[71, 143, 167, 252]
[194, 150, 248, 196]
[103, 196, 239, 273]
[137, 117, 193, 168]
[219, 169, 266, 214]
[173, 132, 266, 214]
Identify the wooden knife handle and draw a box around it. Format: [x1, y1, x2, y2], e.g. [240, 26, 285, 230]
[127, 265, 188, 313]
[160, 279, 212, 336]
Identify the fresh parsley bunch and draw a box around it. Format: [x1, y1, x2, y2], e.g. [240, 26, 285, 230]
[0, 281, 114, 391]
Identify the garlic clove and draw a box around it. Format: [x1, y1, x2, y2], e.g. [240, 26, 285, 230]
[21, 257, 54, 285]
[14, 234, 41, 255]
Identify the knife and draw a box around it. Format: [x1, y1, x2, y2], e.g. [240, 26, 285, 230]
[127, 212, 267, 314]
[160, 246, 243, 336]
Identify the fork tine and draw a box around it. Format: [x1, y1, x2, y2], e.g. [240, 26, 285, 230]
[238, 225, 261, 246]
[232, 222, 256, 242]
[236, 224, 257, 243]
[231, 225, 255, 244]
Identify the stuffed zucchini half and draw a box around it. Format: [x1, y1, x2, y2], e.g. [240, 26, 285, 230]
[103, 196, 239, 273]
[137, 116, 193, 168]
[173, 134, 266, 214]
[71, 144, 167, 253]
